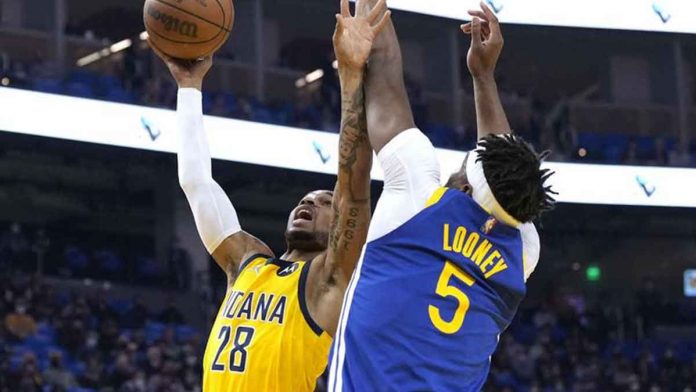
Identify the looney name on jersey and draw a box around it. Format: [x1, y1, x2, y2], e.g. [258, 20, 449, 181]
[441, 223, 508, 279]
[220, 290, 287, 324]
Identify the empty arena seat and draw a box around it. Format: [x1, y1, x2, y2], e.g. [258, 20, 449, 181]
[64, 82, 95, 98]
[64, 246, 89, 273]
[67, 387, 96, 392]
[108, 298, 134, 315]
[104, 87, 135, 103]
[32, 78, 63, 94]
[66, 70, 99, 86]
[95, 250, 123, 275]
[175, 324, 196, 341]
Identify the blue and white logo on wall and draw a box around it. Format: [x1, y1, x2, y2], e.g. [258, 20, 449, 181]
[684, 270, 696, 297]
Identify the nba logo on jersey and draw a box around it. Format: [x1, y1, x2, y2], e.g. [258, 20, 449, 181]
[277, 263, 299, 277]
[482, 217, 497, 234]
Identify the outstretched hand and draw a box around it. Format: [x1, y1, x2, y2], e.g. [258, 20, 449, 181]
[148, 40, 213, 90]
[333, 0, 392, 72]
[461, 1, 503, 80]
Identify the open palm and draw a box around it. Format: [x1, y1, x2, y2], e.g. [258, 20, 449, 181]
[333, 0, 391, 71]
[462, 2, 503, 79]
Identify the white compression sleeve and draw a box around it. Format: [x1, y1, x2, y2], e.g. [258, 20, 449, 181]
[177, 88, 242, 254]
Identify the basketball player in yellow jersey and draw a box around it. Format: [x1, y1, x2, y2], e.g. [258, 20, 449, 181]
[149, 1, 391, 390]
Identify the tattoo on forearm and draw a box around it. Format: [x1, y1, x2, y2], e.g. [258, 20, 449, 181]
[330, 82, 371, 254]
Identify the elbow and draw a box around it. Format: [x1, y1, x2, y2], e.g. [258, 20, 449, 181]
[178, 176, 205, 195]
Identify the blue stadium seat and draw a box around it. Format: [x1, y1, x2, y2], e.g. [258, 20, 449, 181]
[95, 250, 123, 275]
[136, 256, 161, 280]
[427, 124, 454, 148]
[602, 133, 629, 164]
[636, 136, 655, 155]
[67, 70, 99, 85]
[68, 387, 96, 392]
[202, 91, 215, 113]
[145, 321, 166, 343]
[97, 75, 122, 89]
[105, 87, 135, 103]
[32, 78, 63, 94]
[273, 103, 294, 125]
[252, 107, 274, 124]
[577, 132, 604, 154]
[36, 322, 56, 339]
[64, 245, 89, 272]
[65, 82, 95, 98]
[108, 298, 134, 315]
[175, 324, 196, 341]
[222, 92, 238, 113]
[67, 360, 86, 376]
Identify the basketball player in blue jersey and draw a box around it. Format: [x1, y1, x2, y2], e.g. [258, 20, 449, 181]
[329, 2, 556, 391]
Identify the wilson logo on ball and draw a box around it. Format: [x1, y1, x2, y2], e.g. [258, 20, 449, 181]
[147, 6, 199, 38]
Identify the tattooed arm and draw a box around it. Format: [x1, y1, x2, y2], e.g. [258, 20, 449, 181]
[322, 68, 373, 284]
[318, 0, 391, 286]
[306, 0, 389, 336]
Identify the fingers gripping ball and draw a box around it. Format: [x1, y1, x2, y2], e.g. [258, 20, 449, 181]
[144, 0, 234, 60]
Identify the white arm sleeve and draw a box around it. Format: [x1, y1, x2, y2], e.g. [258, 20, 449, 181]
[367, 129, 441, 242]
[177, 88, 241, 254]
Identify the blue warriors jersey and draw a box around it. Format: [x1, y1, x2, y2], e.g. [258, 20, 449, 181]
[329, 188, 528, 392]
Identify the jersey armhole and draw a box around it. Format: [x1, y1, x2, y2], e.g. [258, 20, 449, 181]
[298, 260, 324, 336]
[238, 253, 271, 274]
[424, 187, 448, 208]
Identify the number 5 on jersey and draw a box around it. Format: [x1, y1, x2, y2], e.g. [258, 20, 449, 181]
[211, 325, 255, 373]
[429, 261, 475, 334]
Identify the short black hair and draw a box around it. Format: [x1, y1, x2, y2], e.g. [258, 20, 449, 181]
[477, 134, 556, 222]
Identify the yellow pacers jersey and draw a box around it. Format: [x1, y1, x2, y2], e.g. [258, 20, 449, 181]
[203, 254, 332, 392]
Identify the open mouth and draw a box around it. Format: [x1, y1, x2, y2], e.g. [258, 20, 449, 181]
[295, 208, 313, 221]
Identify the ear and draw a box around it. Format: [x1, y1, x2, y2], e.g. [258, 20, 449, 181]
[462, 184, 473, 196]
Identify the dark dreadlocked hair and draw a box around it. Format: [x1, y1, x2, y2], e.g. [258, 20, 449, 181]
[476, 134, 557, 223]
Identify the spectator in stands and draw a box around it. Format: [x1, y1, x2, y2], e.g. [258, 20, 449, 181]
[122, 41, 151, 96]
[11, 353, 42, 391]
[121, 296, 149, 329]
[169, 241, 192, 290]
[292, 92, 322, 129]
[4, 299, 36, 340]
[233, 96, 254, 120]
[646, 137, 668, 166]
[79, 353, 104, 388]
[669, 142, 691, 167]
[320, 105, 340, 133]
[158, 299, 185, 324]
[42, 351, 76, 390]
[0, 345, 10, 388]
[109, 352, 135, 388]
[1, 222, 30, 266]
[210, 93, 232, 118]
[622, 139, 640, 165]
[319, 52, 339, 114]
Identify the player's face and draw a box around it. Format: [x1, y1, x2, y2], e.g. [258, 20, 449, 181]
[284, 190, 334, 251]
[445, 153, 473, 195]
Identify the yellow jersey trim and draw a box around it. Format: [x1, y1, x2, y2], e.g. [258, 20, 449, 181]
[238, 253, 273, 274]
[425, 187, 448, 208]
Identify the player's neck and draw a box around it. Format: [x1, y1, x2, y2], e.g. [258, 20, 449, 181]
[281, 248, 324, 262]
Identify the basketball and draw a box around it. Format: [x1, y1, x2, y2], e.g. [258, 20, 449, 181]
[143, 0, 234, 60]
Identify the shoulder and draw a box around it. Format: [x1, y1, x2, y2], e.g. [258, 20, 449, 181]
[519, 223, 540, 282]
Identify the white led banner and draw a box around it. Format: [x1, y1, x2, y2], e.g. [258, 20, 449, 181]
[1, 87, 695, 208]
[386, 0, 696, 34]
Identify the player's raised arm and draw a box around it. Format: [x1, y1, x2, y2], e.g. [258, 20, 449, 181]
[151, 46, 273, 277]
[462, 2, 510, 139]
[321, 0, 390, 283]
